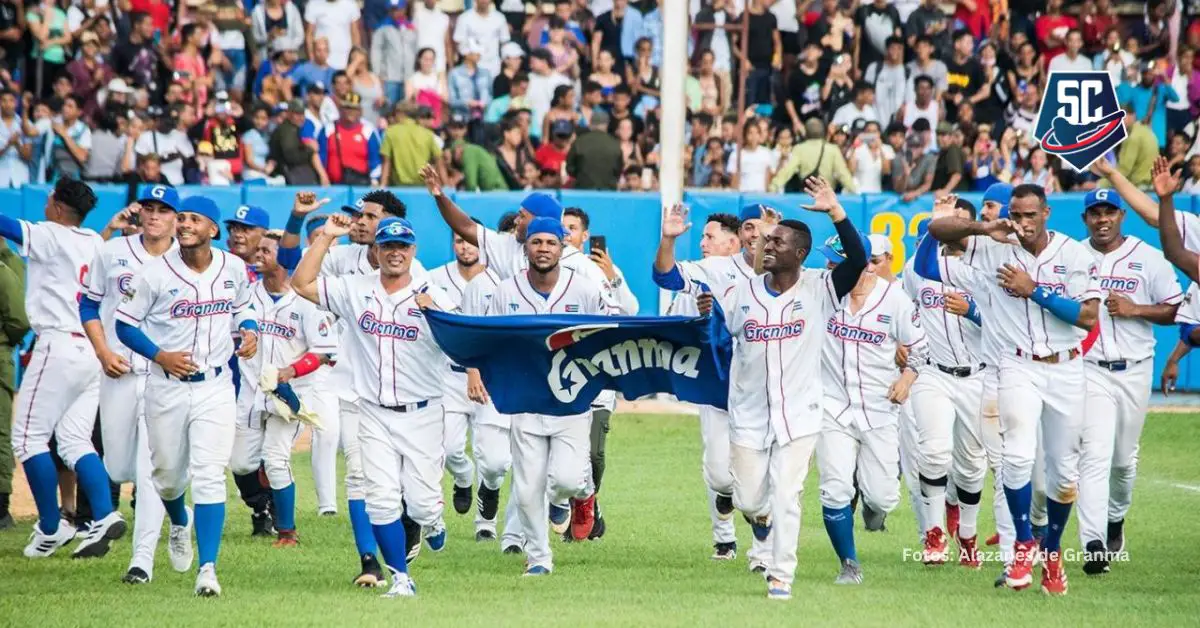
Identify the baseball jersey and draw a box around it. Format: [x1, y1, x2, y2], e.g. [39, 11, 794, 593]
[473, 223, 615, 302]
[1174, 282, 1200, 325]
[240, 282, 339, 396]
[902, 254, 982, 368]
[937, 254, 1002, 368]
[1174, 211, 1200, 253]
[962, 232, 1101, 356]
[485, 267, 614, 316]
[721, 269, 844, 449]
[676, 251, 757, 297]
[430, 261, 490, 412]
[115, 249, 255, 371]
[1085, 236, 1183, 363]
[316, 273, 455, 406]
[20, 220, 103, 335]
[822, 277, 928, 430]
[85, 235, 179, 373]
[459, 268, 508, 428]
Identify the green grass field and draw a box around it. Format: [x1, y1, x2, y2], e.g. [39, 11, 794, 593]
[2, 412, 1199, 627]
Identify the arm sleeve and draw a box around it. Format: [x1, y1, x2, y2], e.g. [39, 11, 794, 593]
[912, 234, 941, 281]
[79, 295, 102, 323]
[897, 298, 929, 370]
[1149, 255, 1185, 305]
[652, 264, 686, 290]
[0, 215, 24, 247]
[1181, 323, 1200, 347]
[829, 217, 867, 299]
[115, 320, 162, 361]
[612, 267, 640, 315]
[315, 276, 350, 317]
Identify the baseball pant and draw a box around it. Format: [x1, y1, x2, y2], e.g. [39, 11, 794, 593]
[262, 415, 305, 490]
[911, 368, 986, 535]
[339, 398, 367, 502]
[898, 401, 927, 540]
[996, 354, 1084, 502]
[981, 371, 1015, 559]
[730, 435, 818, 586]
[589, 408, 611, 492]
[444, 410, 475, 489]
[143, 369, 236, 505]
[129, 413, 166, 577]
[357, 401, 446, 530]
[699, 405, 737, 545]
[98, 372, 146, 483]
[511, 414, 592, 571]
[1081, 359, 1151, 545]
[308, 385, 340, 513]
[473, 422, 523, 544]
[230, 388, 264, 477]
[1031, 424, 1048, 527]
[11, 332, 101, 467]
[817, 416, 901, 515]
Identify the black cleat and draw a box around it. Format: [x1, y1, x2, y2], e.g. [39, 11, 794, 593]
[354, 553, 386, 588]
[862, 503, 887, 532]
[588, 511, 606, 540]
[1107, 519, 1125, 553]
[476, 529, 497, 542]
[714, 493, 735, 520]
[251, 511, 276, 537]
[477, 486, 500, 521]
[1082, 540, 1110, 575]
[711, 542, 737, 560]
[453, 484, 472, 515]
[401, 511, 421, 564]
[122, 567, 151, 584]
[502, 544, 523, 554]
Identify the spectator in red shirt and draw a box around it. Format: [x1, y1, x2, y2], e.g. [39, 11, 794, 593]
[1035, 0, 1077, 63]
[201, 95, 243, 182]
[952, 0, 990, 42]
[317, 92, 381, 185]
[129, 0, 171, 36]
[535, 118, 573, 175]
[1079, 0, 1118, 54]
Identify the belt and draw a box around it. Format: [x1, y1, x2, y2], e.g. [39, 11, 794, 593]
[450, 365, 468, 374]
[1094, 358, 1145, 372]
[381, 400, 430, 413]
[1015, 347, 1080, 364]
[934, 362, 986, 378]
[167, 366, 224, 383]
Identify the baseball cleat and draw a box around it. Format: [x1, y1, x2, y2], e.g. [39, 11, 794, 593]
[711, 542, 737, 561]
[714, 493, 735, 521]
[452, 484, 472, 515]
[72, 511, 128, 559]
[1082, 540, 1110, 575]
[381, 568, 417, 598]
[748, 560, 768, 577]
[1005, 539, 1038, 590]
[477, 485, 500, 521]
[946, 503, 960, 541]
[168, 507, 195, 573]
[862, 503, 887, 532]
[354, 553, 386, 588]
[502, 544, 523, 555]
[1107, 519, 1125, 554]
[425, 525, 447, 552]
[766, 577, 791, 600]
[273, 529, 299, 548]
[1031, 524, 1047, 543]
[1041, 551, 1068, 596]
[317, 508, 337, 517]
[985, 532, 1000, 546]
[122, 567, 151, 584]
[994, 566, 1009, 588]
[523, 564, 551, 577]
[251, 511, 276, 537]
[747, 514, 772, 542]
[958, 535, 982, 569]
[835, 559, 863, 585]
[922, 527, 949, 565]
[588, 511, 606, 540]
[569, 495, 596, 541]
[402, 513, 421, 563]
[475, 529, 497, 542]
[548, 503, 570, 535]
[23, 519, 77, 558]
[194, 563, 221, 597]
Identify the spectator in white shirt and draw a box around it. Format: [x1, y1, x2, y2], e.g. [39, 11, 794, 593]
[831, 82, 880, 129]
[726, 122, 773, 192]
[304, 0, 362, 70]
[848, 121, 894, 193]
[527, 48, 571, 141]
[414, 0, 452, 71]
[134, 105, 196, 186]
[1047, 29, 1092, 74]
[901, 75, 939, 133]
[453, 0, 511, 78]
[1093, 27, 1137, 83]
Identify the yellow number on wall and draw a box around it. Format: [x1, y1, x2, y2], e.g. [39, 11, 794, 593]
[869, 211, 933, 276]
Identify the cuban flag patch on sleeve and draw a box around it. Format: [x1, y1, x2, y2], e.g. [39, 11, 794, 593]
[564, 304, 580, 312]
[1053, 265, 1067, 274]
[1128, 262, 1143, 271]
[408, 308, 423, 318]
[876, 314, 892, 324]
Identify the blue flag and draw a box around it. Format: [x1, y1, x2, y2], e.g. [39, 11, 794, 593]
[424, 304, 732, 416]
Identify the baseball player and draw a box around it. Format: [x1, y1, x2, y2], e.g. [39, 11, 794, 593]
[927, 184, 1100, 596]
[819, 231, 928, 586]
[700, 178, 868, 601]
[291, 214, 456, 599]
[484, 216, 615, 575]
[1163, 283, 1200, 395]
[653, 205, 772, 569]
[114, 195, 259, 597]
[428, 231, 488, 519]
[79, 186, 179, 583]
[0, 178, 125, 560]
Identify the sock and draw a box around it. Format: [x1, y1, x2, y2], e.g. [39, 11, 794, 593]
[272, 483, 296, 532]
[822, 505, 857, 563]
[348, 499, 377, 557]
[22, 453, 61, 534]
[1003, 482, 1034, 543]
[1042, 499, 1072, 553]
[73, 453, 115, 520]
[919, 474, 947, 535]
[956, 487, 982, 540]
[233, 472, 268, 513]
[372, 519, 409, 574]
[162, 495, 189, 527]
[194, 502, 225, 567]
[945, 482, 959, 506]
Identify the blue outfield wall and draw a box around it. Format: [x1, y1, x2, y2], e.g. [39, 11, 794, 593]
[4, 185, 1200, 389]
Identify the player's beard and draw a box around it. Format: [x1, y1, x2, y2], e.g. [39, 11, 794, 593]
[529, 258, 559, 274]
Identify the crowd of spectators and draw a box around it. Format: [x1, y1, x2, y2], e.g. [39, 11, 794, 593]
[1, 0, 1200, 196]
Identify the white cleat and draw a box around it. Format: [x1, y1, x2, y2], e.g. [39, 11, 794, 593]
[72, 511, 128, 559]
[381, 568, 417, 598]
[835, 559, 864, 585]
[169, 507, 195, 573]
[24, 519, 77, 558]
[195, 563, 221, 597]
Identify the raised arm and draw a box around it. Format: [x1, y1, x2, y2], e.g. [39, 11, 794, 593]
[1092, 158, 1161, 227]
[420, 164, 480, 246]
[803, 176, 864, 298]
[927, 212, 1015, 245]
[651, 203, 690, 290]
[1153, 156, 1200, 283]
[278, 192, 331, 270]
[294, 214, 351, 303]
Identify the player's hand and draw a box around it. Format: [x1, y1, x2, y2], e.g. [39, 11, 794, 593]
[944, 291, 970, 316]
[997, 264, 1036, 298]
[696, 292, 714, 316]
[1161, 358, 1180, 396]
[419, 164, 445, 197]
[1151, 155, 1181, 197]
[894, 344, 908, 369]
[323, 213, 353, 239]
[292, 191, 330, 216]
[108, 204, 140, 231]
[590, 249, 618, 281]
[886, 376, 913, 404]
[237, 330, 258, 358]
[277, 365, 296, 384]
[932, 193, 959, 219]
[415, 291, 434, 310]
[801, 176, 846, 221]
[661, 203, 691, 238]
[1105, 293, 1138, 318]
[980, 219, 1018, 244]
[467, 368, 489, 404]
[97, 349, 132, 378]
[1089, 158, 1116, 178]
[155, 350, 198, 378]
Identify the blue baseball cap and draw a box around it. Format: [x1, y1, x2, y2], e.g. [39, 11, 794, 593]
[983, 183, 1013, 219]
[526, 216, 566, 239]
[739, 203, 770, 223]
[375, 217, 417, 245]
[819, 231, 868, 264]
[521, 192, 563, 221]
[225, 205, 270, 230]
[306, 215, 328, 237]
[178, 196, 223, 239]
[138, 184, 181, 211]
[1084, 188, 1123, 212]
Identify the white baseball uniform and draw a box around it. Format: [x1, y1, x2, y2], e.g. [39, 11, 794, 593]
[484, 267, 610, 572]
[819, 277, 927, 518]
[1079, 236, 1181, 546]
[114, 249, 254, 507]
[718, 269, 838, 586]
[429, 261, 479, 491]
[84, 234, 176, 576]
[11, 221, 103, 471]
[315, 271, 453, 533]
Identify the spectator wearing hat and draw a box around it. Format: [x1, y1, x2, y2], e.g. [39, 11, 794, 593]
[305, 0, 363, 70]
[101, 78, 133, 111]
[381, 101, 446, 186]
[566, 109, 622, 190]
[293, 37, 338, 95]
[270, 98, 329, 185]
[242, 104, 284, 184]
[319, 92, 381, 186]
[252, 0, 305, 57]
[1117, 62, 1179, 149]
[449, 40, 494, 121]
[769, 118, 856, 193]
[493, 41, 526, 97]
[527, 48, 571, 141]
[894, 119, 937, 201]
[370, 0, 419, 107]
[134, 102, 196, 185]
[453, 0, 511, 78]
[65, 31, 114, 122]
[931, 121, 966, 195]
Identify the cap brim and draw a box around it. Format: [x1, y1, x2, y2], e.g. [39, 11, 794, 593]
[376, 236, 417, 246]
[819, 245, 846, 264]
[1085, 201, 1122, 212]
[137, 197, 178, 211]
[340, 205, 362, 215]
[223, 218, 267, 229]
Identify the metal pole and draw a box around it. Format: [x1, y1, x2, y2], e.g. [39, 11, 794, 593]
[657, 0, 688, 314]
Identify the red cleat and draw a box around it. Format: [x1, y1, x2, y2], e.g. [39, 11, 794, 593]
[946, 503, 960, 541]
[569, 495, 595, 541]
[985, 532, 1000, 546]
[1005, 540, 1038, 590]
[273, 529, 299, 548]
[1041, 551, 1068, 596]
[922, 527, 948, 565]
[958, 535, 982, 569]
